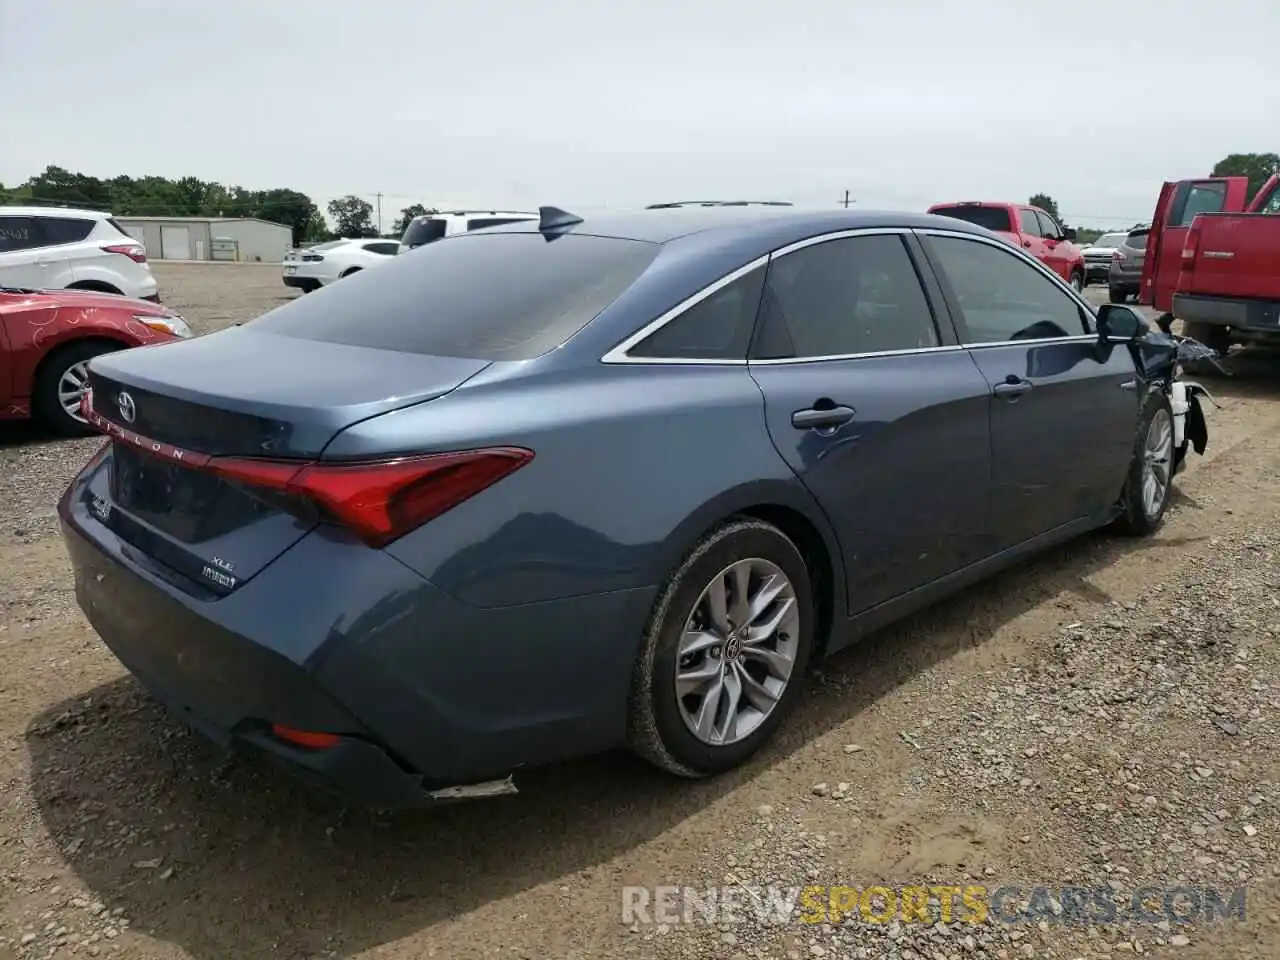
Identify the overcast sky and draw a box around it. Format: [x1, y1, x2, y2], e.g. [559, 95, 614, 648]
[2, 0, 1276, 228]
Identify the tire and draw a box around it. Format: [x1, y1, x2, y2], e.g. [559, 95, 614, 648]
[628, 518, 816, 777]
[1113, 391, 1175, 537]
[1069, 271, 1084, 294]
[33, 340, 121, 437]
[1108, 285, 1127, 304]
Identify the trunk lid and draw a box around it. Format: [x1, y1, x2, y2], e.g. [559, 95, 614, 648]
[82, 326, 490, 594]
[86, 326, 489, 457]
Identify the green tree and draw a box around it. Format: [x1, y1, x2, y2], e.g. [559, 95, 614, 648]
[1210, 152, 1280, 205]
[327, 195, 377, 238]
[1028, 193, 1061, 221]
[301, 210, 332, 244]
[391, 203, 435, 236]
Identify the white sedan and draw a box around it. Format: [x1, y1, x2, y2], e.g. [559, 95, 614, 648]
[281, 238, 400, 292]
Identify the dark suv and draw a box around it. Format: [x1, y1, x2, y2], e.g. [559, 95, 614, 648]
[1108, 228, 1149, 303]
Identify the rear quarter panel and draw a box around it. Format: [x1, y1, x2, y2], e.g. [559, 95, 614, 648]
[324, 364, 842, 611]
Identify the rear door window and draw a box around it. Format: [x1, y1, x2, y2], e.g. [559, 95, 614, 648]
[751, 234, 941, 359]
[1019, 210, 1043, 236]
[401, 218, 447, 247]
[930, 206, 1013, 233]
[249, 233, 660, 361]
[38, 217, 96, 245]
[0, 217, 41, 253]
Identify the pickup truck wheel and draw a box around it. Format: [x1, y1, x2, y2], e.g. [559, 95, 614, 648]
[1069, 271, 1084, 294]
[1114, 392, 1175, 537]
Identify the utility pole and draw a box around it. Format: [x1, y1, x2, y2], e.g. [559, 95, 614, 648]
[375, 192, 383, 235]
[841, 190, 854, 208]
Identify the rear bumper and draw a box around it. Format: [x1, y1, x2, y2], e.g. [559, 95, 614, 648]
[58, 475, 651, 806]
[1173, 293, 1280, 335]
[282, 274, 316, 289]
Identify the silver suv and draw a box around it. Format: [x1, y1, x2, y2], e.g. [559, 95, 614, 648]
[1108, 228, 1149, 304]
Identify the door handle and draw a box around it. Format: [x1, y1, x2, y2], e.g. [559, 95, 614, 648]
[1120, 379, 1138, 391]
[992, 377, 1033, 400]
[792, 403, 855, 430]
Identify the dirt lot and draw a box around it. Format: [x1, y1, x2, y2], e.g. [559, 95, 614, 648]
[1, 262, 1278, 960]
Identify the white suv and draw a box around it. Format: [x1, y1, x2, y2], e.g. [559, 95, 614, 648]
[397, 210, 538, 253]
[0, 206, 161, 301]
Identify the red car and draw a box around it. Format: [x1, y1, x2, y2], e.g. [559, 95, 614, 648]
[927, 201, 1087, 292]
[0, 285, 192, 436]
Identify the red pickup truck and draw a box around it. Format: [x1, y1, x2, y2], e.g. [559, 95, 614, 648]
[1140, 173, 1280, 351]
[927, 201, 1087, 291]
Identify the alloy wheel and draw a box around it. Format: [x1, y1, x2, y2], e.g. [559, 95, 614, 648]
[1142, 408, 1173, 518]
[58, 361, 91, 423]
[675, 558, 800, 746]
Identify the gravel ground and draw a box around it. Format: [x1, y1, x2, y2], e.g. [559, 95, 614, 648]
[1, 264, 1278, 960]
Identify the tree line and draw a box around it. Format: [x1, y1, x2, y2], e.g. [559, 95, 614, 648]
[0, 165, 438, 247]
[4, 153, 1275, 249]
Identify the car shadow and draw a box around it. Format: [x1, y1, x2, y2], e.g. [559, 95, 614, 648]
[25, 520, 1197, 960]
[0, 420, 59, 450]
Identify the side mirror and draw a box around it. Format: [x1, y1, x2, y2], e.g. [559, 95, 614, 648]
[1062, 226, 1078, 241]
[1096, 303, 1148, 343]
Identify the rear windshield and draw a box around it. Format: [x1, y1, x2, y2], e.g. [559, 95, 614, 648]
[401, 217, 447, 247]
[309, 240, 346, 251]
[1125, 229, 1148, 250]
[929, 205, 1013, 233]
[249, 232, 660, 361]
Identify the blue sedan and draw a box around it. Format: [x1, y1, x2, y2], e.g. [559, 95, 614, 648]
[59, 204, 1192, 806]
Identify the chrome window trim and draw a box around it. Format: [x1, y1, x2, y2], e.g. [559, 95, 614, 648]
[598, 254, 769, 365]
[599, 225, 1099, 366]
[599, 227, 915, 366]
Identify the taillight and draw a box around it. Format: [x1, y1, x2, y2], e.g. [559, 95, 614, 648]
[102, 243, 147, 263]
[207, 447, 533, 547]
[1112, 250, 1126, 262]
[1182, 224, 1201, 266]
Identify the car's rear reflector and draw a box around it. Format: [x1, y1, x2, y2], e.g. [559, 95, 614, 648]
[271, 724, 341, 749]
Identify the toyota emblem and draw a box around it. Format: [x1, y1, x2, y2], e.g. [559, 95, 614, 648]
[116, 391, 136, 424]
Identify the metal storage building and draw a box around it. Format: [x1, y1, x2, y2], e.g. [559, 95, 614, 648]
[113, 216, 293, 263]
